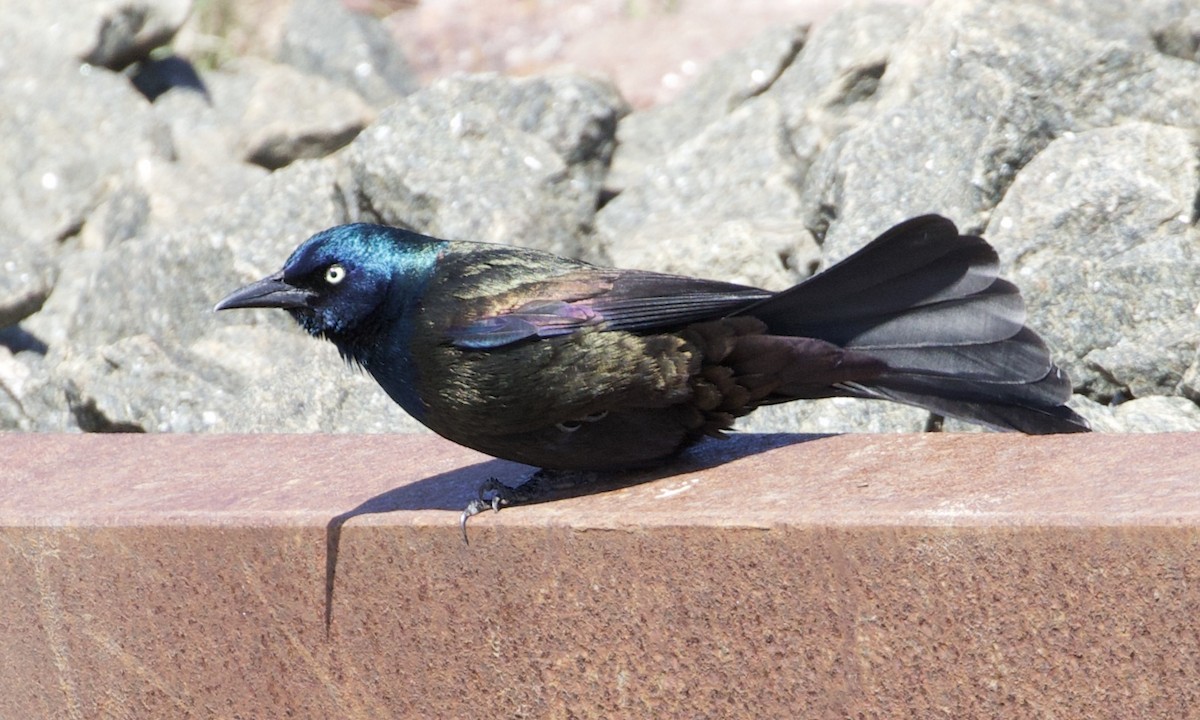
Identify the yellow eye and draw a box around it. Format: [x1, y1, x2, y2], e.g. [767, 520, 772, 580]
[325, 264, 346, 285]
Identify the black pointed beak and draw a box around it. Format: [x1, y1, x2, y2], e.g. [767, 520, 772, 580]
[214, 272, 316, 312]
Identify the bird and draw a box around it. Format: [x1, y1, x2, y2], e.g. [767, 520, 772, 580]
[216, 215, 1088, 526]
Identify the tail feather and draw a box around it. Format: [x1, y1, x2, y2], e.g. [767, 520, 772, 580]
[837, 280, 1025, 349]
[841, 376, 1083, 434]
[872, 328, 1063, 389]
[749, 216, 1002, 329]
[742, 215, 1088, 433]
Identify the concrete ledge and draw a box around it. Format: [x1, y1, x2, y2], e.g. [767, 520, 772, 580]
[2, 433, 1198, 717]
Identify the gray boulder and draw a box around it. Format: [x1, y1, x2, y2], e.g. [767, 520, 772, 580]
[68, 158, 343, 354]
[1075, 395, 1200, 433]
[609, 23, 807, 191]
[807, 0, 1200, 263]
[986, 123, 1200, 401]
[0, 239, 55, 328]
[0, 346, 35, 430]
[0, 60, 167, 247]
[768, 2, 921, 166]
[54, 329, 422, 433]
[737, 398, 931, 435]
[340, 73, 626, 258]
[595, 95, 805, 261]
[1154, 9, 1200, 62]
[188, 326, 422, 433]
[0, 0, 191, 70]
[58, 334, 230, 432]
[1183, 351, 1200, 403]
[602, 219, 820, 292]
[278, 0, 417, 107]
[204, 58, 377, 170]
[80, 0, 192, 69]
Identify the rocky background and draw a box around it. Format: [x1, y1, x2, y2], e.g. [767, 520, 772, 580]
[2, 0, 1199, 436]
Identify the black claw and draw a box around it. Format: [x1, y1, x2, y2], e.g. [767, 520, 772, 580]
[459, 477, 511, 545]
[459, 499, 488, 545]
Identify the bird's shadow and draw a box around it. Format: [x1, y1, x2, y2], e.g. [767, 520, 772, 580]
[322, 432, 828, 632]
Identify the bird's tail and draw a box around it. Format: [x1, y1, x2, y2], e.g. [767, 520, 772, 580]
[742, 215, 1089, 433]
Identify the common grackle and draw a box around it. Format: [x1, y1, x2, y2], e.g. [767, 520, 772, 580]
[216, 215, 1088, 525]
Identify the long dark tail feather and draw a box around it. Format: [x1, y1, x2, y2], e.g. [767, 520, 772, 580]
[742, 215, 1089, 433]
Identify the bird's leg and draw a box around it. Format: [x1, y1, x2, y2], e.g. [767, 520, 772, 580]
[459, 469, 615, 543]
[460, 473, 549, 544]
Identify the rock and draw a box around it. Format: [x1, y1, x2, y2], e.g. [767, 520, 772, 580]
[124, 160, 269, 243]
[768, 2, 920, 163]
[151, 83, 239, 166]
[1111, 396, 1200, 432]
[1085, 325, 1198, 400]
[601, 219, 820, 291]
[9, 346, 70, 431]
[150, 58, 374, 171]
[187, 326, 424, 433]
[83, 180, 152, 247]
[210, 58, 376, 170]
[595, 95, 805, 259]
[0, 0, 191, 70]
[67, 227, 239, 353]
[1074, 395, 1200, 433]
[736, 397, 932, 434]
[986, 123, 1200, 400]
[218, 159, 346, 278]
[68, 158, 344, 354]
[0, 60, 167, 246]
[340, 73, 624, 257]
[430, 73, 628, 198]
[0, 346, 34, 430]
[277, 0, 417, 107]
[805, 0, 1200, 263]
[609, 23, 807, 190]
[50, 157, 348, 433]
[0, 239, 55, 328]
[1183, 351, 1200, 403]
[140, 87, 274, 237]
[19, 249, 103, 351]
[381, 72, 626, 196]
[59, 334, 228, 432]
[79, 0, 192, 69]
[1154, 9, 1200, 62]
[55, 327, 426, 434]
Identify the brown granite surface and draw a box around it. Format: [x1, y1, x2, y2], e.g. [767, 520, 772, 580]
[1, 432, 1198, 717]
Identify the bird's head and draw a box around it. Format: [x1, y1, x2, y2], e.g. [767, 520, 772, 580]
[215, 223, 442, 343]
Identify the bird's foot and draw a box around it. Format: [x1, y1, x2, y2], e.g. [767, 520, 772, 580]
[460, 475, 545, 544]
[459, 477, 507, 543]
[459, 469, 612, 544]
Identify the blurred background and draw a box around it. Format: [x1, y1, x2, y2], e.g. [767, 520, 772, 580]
[180, 0, 926, 108]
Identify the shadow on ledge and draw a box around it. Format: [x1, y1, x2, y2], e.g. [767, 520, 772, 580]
[323, 432, 830, 631]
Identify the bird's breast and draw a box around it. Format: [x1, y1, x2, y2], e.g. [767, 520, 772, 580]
[352, 322, 429, 421]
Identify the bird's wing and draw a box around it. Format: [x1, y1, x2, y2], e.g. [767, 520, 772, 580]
[446, 270, 772, 349]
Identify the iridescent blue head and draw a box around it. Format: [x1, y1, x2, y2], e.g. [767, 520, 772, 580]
[215, 223, 445, 347]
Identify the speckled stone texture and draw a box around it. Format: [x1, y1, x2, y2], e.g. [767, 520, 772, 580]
[1, 432, 1198, 717]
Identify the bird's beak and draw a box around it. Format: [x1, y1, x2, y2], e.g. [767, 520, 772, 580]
[214, 272, 315, 311]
